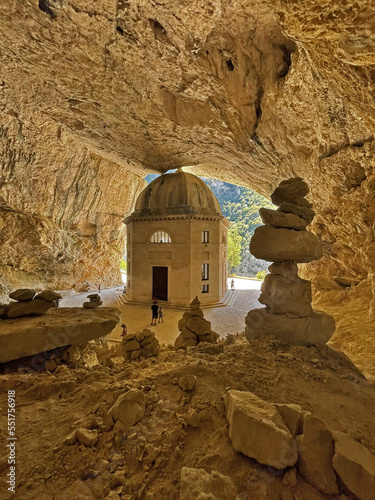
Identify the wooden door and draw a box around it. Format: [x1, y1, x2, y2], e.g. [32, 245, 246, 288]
[152, 267, 168, 301]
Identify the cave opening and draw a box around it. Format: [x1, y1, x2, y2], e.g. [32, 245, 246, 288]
[120, 170, 272, 293]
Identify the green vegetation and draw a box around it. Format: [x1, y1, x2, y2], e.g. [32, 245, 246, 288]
[256, 270, 267, 280]
[202, 178, 273, 277]
[227, 226, 243, 274]
[119, 258, 127, 271]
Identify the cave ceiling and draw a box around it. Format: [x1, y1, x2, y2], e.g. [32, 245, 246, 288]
[1, 0, 373, 194]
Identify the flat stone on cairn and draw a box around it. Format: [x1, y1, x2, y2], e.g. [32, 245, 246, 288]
[83, 293, 103, 309]
[9, 288, 36, 301]
[174, 297, 219, 350]
[245, 177, 335, 347]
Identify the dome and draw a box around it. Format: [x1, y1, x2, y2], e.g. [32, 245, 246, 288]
[133, 169, 222, 217]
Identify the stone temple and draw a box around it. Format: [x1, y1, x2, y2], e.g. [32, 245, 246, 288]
[123, 168, 230, 306]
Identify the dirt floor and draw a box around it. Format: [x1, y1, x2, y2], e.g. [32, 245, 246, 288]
[0, 331, 374, 499]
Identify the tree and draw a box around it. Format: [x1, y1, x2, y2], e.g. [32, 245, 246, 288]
[227, 225, 242, 274]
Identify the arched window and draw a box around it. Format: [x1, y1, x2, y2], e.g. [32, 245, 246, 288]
[150, 231, 172, 244]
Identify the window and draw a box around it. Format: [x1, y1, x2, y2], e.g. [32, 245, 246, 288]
[150, 231, 172, 244]
[202, 231, 209, 243]
[202, 284, 209, 293]
[202, 263, 209, 281]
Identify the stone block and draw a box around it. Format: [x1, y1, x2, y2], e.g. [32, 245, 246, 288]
[180, 468, 238, 500]
[0, 307, 121, 363]
[76, 428, 98, 447]
[268, 261, 298, 279]
[181, 328, 197, 340]
[250, 226, 322, 263]
[108, 389, 146, 430]
[332, 430, 375, 500]
[259, 208, 307, 230]
[187, 316, 211, 336]
[225, 389, 297, 469]
[6, 298, 54, 318]
[178, 374, 196, 391]
[123, 339, 141, 351]
[296, 415, 338, 494]
[259, 274, 313, 317]
[178, 312, 190, 331]
[245, 308, 335, 347]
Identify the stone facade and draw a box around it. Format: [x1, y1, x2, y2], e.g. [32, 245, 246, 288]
[124, 169, 229, 306]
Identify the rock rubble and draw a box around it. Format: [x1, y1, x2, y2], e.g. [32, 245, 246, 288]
[121, 329, 160, 361]
[246, 178, 335, 347]
[225, 388, 375, 499]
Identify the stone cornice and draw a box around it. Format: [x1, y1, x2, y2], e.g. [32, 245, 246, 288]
[124, 214, 231, 227]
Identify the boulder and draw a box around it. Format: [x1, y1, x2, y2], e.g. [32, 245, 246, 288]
[250, 226, 322, 263]
[296, 416, 338, 495]
[259, 274, 313, 317]
[0, 307, 121, 363]
[87, 293, 100, 299]
[332, 431, 375, 500]
[278, 202, 315, 224]
[6, 298, 55, 318]
[259, 208, 308, 230]
[35, 290, 63, 302]
[9, 288, 36, 301]
[108, 389, 146, 430]
[76, 428, 98, 447]
[225, 390, 297, 469]
[245, 308, 335, 347]
[180, 468, 238, 500]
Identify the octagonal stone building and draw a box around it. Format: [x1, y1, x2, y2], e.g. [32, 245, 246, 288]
[124, 168, 230, 306]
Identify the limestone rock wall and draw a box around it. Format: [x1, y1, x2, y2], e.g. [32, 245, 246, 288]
[0, 104, 145, 300]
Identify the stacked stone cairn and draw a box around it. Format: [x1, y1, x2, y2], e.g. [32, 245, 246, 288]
[246, 177, 335, 347]
[174, 297, 219, 350]
[122, 329, 160, 361]
[83, 294, 103, 309]
[0, 289, 62, 319]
